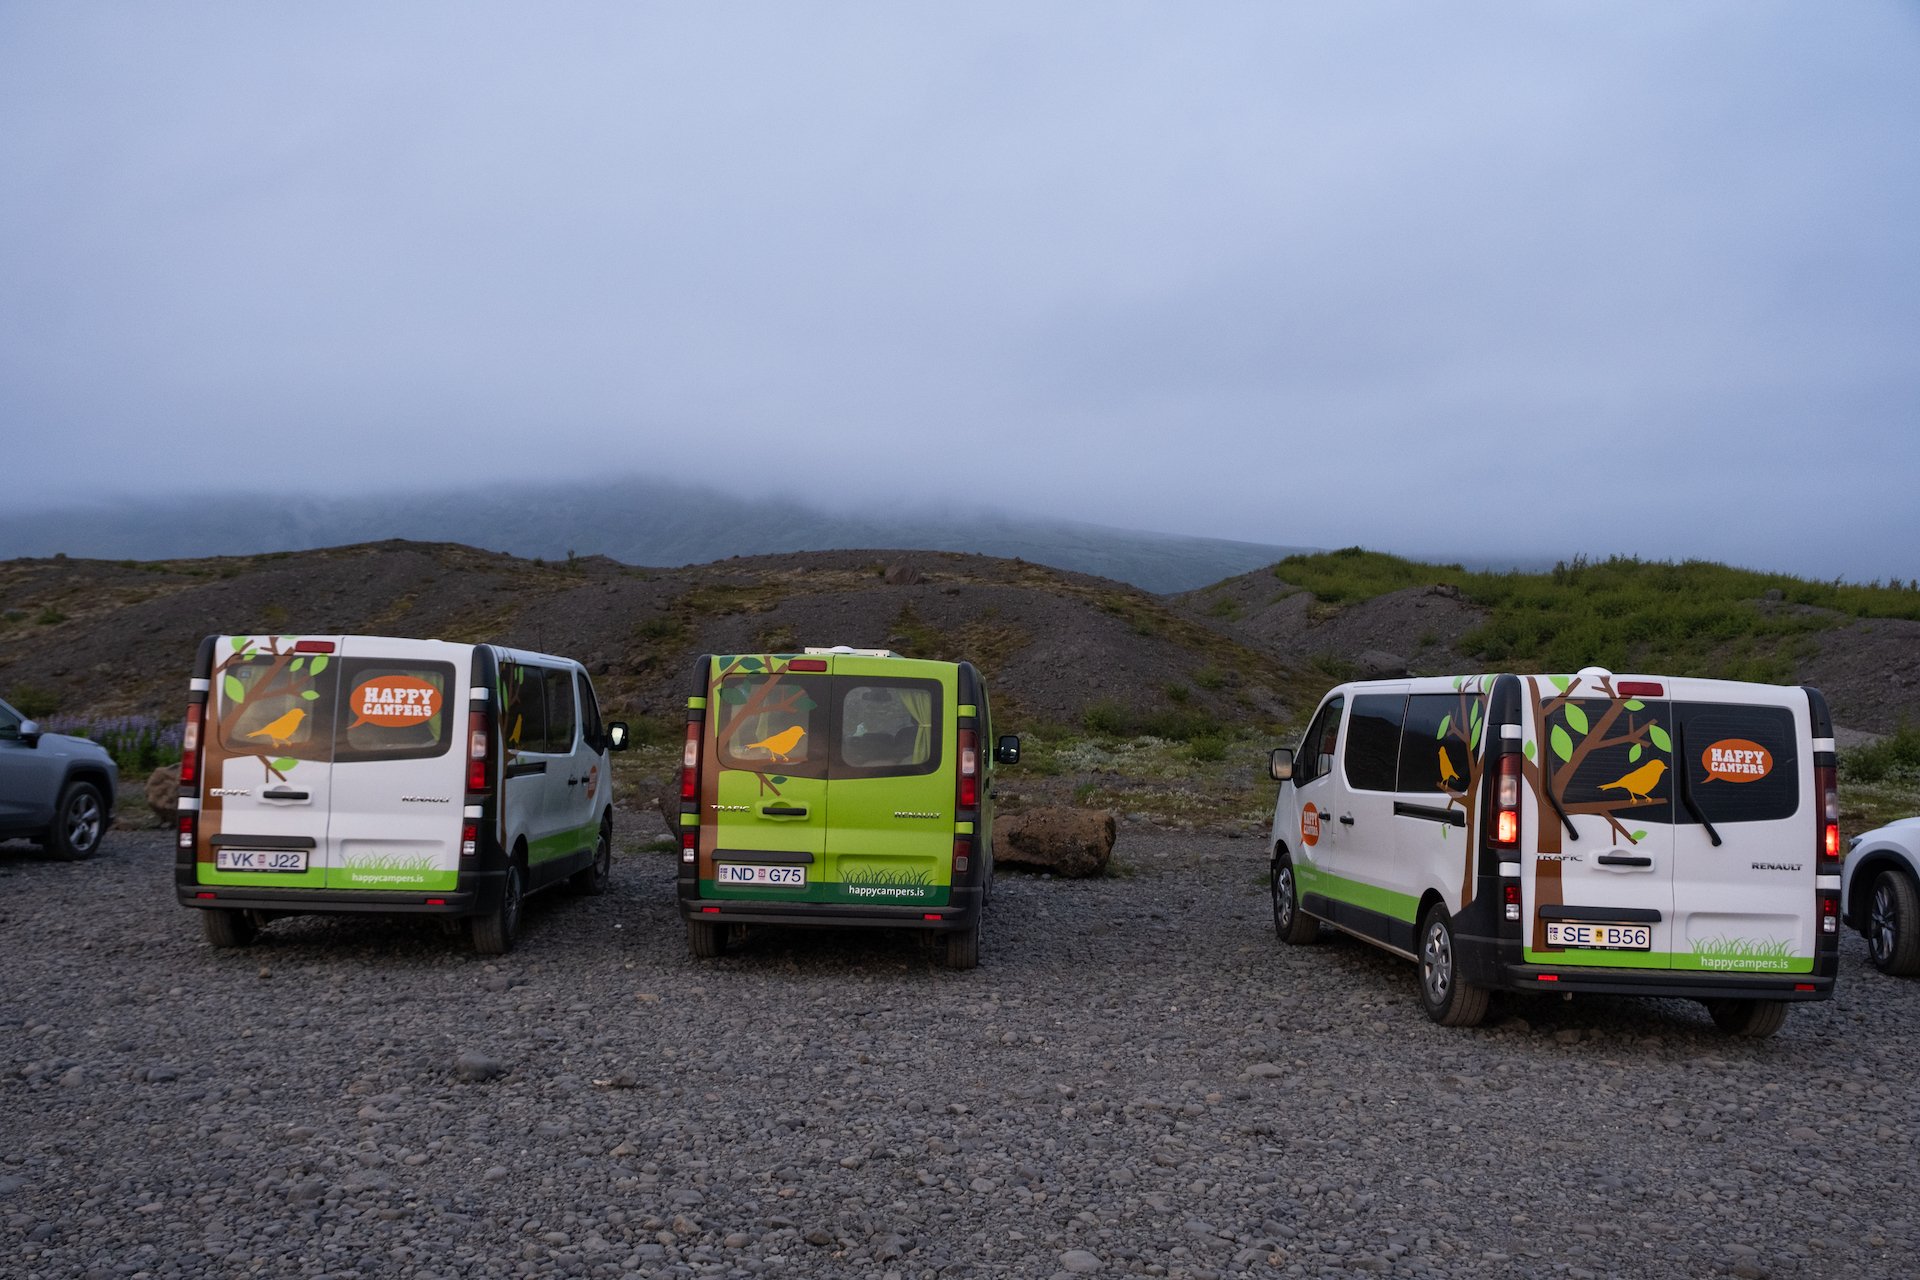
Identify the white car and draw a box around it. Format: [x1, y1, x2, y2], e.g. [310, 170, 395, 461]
[1843, 817, 1920, 975]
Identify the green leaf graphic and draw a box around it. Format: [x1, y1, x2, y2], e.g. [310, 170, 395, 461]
[1523, 740, 1537, 761]
[795, 695, 817, 712]
[1649, 724, 1672, 753]
[769, 775, 788, 785]
[1436, 714, 1452, 740]
[300, 690, 320, 701]
[1630, 829, 1648, 843]
[1549, 675, 1571, 693]
[720, 685, 748, 705]
[230, 636, 250, 653]
[1469, 718, 1483, 751]
[739, 657, 764, 671]
[1551, 725, 1574, 763]
[1624, 699, 1645, 712]
[270, 757, 296, 774]
[1565, 704, 1590, 736]
[223, 674, 246, 704]
[1628, 743, 1643, 763]
[290, 657, 306, 674]
[308, 655, 329, 676]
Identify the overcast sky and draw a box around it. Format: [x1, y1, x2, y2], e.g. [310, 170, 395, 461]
[2, 4, 1916, 580]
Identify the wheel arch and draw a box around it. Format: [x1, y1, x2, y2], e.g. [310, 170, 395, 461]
[1848, 851, 1920, 931]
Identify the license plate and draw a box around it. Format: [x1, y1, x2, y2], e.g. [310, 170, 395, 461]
[1547, 921, 1652, 950]
[716, 863, 806, 886]
[215, 849, 309, 873]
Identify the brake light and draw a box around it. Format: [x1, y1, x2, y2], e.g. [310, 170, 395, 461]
[1492, 752, 1521, 848]
[789, 659, 828, 672]
[958, 729, 979, 809]
[1617, 681, 1664, 698]
[180, 703, 203, 786]
[681, 721, 701, 802]
[466, 709, 490, 793]
[293, 640, 335, 654]
[1815, 763, 1839, 863]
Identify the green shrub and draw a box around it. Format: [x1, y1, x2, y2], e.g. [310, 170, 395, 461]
[1842, 725, 1920, 785]
[1188, 736, 1229, 762]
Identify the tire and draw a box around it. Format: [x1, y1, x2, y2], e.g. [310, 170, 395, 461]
[202, 909, 257, 949]
[570, 820, 612, 896]
[940, 922, 980, 970]
[1706, 998, 1789, 1039]
[48, 780, 106, 861]
[687, 919, 728, 959]
[1271, 854, 1319, 945]
[470, 860, 524, 956]
[1417, 905, 1490, 1027]
[1866, 871, 1920, 977]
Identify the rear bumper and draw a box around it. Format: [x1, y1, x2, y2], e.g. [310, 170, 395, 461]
[678, 885, 982, 932]
[177, 868, 506, 917]
[1496, 963, 1834, 1002]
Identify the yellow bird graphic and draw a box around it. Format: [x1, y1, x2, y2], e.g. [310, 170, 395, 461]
[1598, 758, 1667, 803]
[1438, 745, 1461, 788]
[245, 706, 306, 748]
[509, 713, 523, 746]
[744, 724, 806, 762]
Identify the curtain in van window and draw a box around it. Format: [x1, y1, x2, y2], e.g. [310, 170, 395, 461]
[839, 683, 938, 772]
[1675, 703, 1799, 824]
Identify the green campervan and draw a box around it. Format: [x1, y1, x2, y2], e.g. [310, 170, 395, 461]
[675, 647, 1017, 968]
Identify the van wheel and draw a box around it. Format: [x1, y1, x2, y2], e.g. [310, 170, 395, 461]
[1867, 871, 1920, 976]
[1271, 854, 1319, 944]
[1418, 905, 1490, 1027]
[687, 919, 728, 958]
[939, 923, 980, 971]
[471, 861, 524, 956]
[202, 909, 257, 949]
[48, 781, 106, 860]
[1706, 998, 1789, 1038]
[571, 820, 612, 896]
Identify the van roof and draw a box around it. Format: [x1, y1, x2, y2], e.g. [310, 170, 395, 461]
[803, 646, 897, 658]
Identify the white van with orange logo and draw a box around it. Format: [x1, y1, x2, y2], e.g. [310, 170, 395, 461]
[1266, 669, 1840, 1037]
[174, 635, 628, 954]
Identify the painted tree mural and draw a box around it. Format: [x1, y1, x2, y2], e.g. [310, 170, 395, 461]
[200, 635, 329, 862]
[1523, 672, 1673, 951]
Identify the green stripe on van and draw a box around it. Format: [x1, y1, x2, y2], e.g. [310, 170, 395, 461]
[1293, 863, 1420, 924]
[1524, 948, 1814, 972]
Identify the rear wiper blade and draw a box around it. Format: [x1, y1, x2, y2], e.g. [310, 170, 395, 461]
[1673, 724, 1722, 847]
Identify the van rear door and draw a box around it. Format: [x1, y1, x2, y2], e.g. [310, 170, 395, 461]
[705, 656, 832, 901]
[322, 640, 464, 892]
[1668, 685, 1815, 975]
[820, 654, 955, 909]
[1523, 675, 1679, 969]
[197, 635, 340, 889]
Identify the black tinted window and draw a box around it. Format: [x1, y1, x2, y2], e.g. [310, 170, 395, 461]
[337, 660, 455, 763]
[1344, 694, 1405, 792]
[1295, 696, 1344, 787]
[576, 671, 604, 751]
[502, 663, 547, 754]
[1400, 692, 1486, 796]
[1677, 702, 1799, 824]
[1551, 696, 1674, 823]
[543, 667, 577, 754]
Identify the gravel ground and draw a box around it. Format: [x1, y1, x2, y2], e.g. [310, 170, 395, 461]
[3, 825, 1917, 1280]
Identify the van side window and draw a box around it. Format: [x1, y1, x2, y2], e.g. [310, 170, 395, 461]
[337, 660, 456, 762]
[576, 671, 604, 752]
[502, 663, 547, 753]
[1676, 702, 1799, 824]
[1344, 694, 1405, 792]
[1399, 693, 1485, 795]
[836, 679, 942, 777]
[717, 673, 829, 780]
[1294, 696, 1344, 787]
[543, 667, 577, 754]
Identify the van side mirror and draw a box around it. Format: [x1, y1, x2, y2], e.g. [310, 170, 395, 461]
[994, 735, 1021, 765]
[606, 722, 630, 752]
[16, 719, 41, 746]
[1268, 747, 1294, 782]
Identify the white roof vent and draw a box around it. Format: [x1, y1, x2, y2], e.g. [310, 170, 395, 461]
[1575, 666, 1613, 679]
[804, 646, 897, 658]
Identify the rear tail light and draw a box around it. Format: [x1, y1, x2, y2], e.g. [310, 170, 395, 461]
[681, 721, 701, 802]
[1492, 752, 1521, 847]
[461, 822, 478, 858]
[1503, 883, 1522, 923]
[681, 831, 696, 864]
[178, 813, 196, 852]
[466, 709, 491, 793]
[1820, 895, 1839, 935]
[1815, 764, 1839, 864]
[180, 703, 203, 787]
[957, 729, 979, 809]
[952, 835, 970, 876]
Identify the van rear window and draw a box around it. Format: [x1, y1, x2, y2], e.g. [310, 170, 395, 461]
[1676, 702, 1799, 824]
[216, 654, 333, 761]
[716, 673, 828, 779]
[836, 679, 942, 778]
[215, 655, 453, 764]
[337, 660, 455, 762]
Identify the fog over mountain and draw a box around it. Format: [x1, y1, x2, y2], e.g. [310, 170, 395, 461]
[0, 479, 1314, 595]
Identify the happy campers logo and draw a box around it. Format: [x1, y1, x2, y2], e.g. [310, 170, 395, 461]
[349, 675, 443, 728]
[1300, 802, 1321, 847]
[1702, 738, 1772, 784]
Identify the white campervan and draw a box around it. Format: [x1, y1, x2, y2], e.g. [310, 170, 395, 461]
[175, 634, 628, 954]
[1266, 669, 1839, 1037]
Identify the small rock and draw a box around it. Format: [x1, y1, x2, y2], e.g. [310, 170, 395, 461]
[454, 1051, 505, 1082]
[1061, 1249, 1103, 1273]
[145, 764, 182, 825]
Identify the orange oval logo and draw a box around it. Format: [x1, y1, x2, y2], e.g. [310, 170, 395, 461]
[1702, 738, 1772, 784]
[1301, 803, 1321, 847]
[349, 675, 443, 728]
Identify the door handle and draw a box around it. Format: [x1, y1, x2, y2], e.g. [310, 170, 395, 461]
[1339, 814, 1355, 826]
[761, 805, 809, 818]
[567, 777, 581, 786]
[1597, 854, 1653, 868]
[262, 789, 310, 802]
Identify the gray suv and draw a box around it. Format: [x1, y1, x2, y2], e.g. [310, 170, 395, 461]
[0, 696, 118, 859]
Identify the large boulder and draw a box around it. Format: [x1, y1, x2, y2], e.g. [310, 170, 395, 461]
[992, 807, 1116, 878]
[146, 764, 181, 826]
